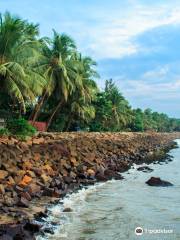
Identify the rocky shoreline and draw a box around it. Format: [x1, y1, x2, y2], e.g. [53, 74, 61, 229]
[0, 132, 180, 239]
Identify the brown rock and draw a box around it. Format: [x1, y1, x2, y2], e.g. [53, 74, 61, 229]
[0, 170, 8, 179]
[70, 157, 78, 166]
[7, 176, 16, 186]
[20, 191, 32, 201]
[87, 169, 95, 177]
[33, 153, 41, 161]
[19, 142, 29, 151]
[0, 184, 5, 194]
[32, 137, 44, 145]
[60, 168, 68, 177]
[84, 159, 94, 167]
[22, 162, 32, 170]
[53, 188, 62, 198]
[16, 170, 26, 178]
[4, 195, 17, 207]
[26, 170, 36, 178]
[70, 171, 77, 179]
[43, 164, 54, 176]
[63, 163, 71, 171]
[18, 197, 29, 208]
[32, 167, 43, 176]
[41, 174, 52, 184]
[15, 185, 24, 192]
[19, 175, 32, 187]
[63, 176, 73, 184]
[29, 183, 41, 196]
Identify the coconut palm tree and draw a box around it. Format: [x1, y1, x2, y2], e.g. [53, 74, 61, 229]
[30, 30, 76, 129]
[64, 53, 98, 130]
[0, 12, 44, 114]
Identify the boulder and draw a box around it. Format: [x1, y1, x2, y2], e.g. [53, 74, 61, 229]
[23, 221, 41, 233]
[32, 167, 43, 176]
[20, 191, 32, 201]
[18, 197, 30, 208]
[29, 183, 41, 196]
[42, 187, 54, 197]
[41, 174, 52, 185]
[70, 157, 78, 166]
[32, 138, 44, 145]
[0, 170, 8, 180]
[87, 169, 95, 177]
[63, 207, 73, 212]
[0, 184, 5, 194]
[7, 176, 16, 186]
[63, 176, 73, 184]
[42, 164, 54, 176]
[146, 177, 173, 187]
[33, 153, 41, 161]
[137, 166, 153, 172]
[4, 196, 16, 207]
[53, 188, 62, 198]
[95, 173, 108, 181]
[19, 175, 32, 187]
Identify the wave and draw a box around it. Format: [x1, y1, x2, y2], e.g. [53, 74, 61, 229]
[174, 139, 180, 147]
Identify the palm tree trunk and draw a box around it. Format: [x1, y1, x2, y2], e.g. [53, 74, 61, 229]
[29, 91, 48, 122]
[46, 99, 64, 131]
[65, 111, 73, 131]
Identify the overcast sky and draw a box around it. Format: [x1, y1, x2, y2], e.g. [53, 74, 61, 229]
[1, 0, 180, 117]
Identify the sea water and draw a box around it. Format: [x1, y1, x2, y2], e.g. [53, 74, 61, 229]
[37, 139, 180, 240]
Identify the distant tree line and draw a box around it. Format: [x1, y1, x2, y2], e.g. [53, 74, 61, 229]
[0, 12, 179, 133]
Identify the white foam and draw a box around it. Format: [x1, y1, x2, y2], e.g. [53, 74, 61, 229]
[174, 139, 180, 147]
[62, 182, 107, 209]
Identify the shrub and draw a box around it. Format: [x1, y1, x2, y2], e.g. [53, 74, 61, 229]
[0, 128, 10, 136]
[7, 118, 37, 139]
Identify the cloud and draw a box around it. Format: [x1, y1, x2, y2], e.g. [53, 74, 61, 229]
[119, 79, 180, 99]
[1, 0, 180, 60]
[78, 3, 180, 59]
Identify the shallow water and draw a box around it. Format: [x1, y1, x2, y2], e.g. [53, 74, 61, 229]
[38, 139, 180, 240]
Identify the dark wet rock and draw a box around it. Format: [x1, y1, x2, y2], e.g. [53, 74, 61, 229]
[95, 173, 108, 181]
[63, 176, 73, 184]
[2, 234, 12, 240]
[42, 187, 54, 197]
[146, 177, 173, 187]
[63, 207, 73, 212]
[137, 166, 153, 172]
[104, 169, 123, 180]
[34, 211, 48, 221]
[0, 223, 36, 240]
[113, 174, 124, 180]
[50, 221, 58, 226]
[43, 227, 54, 234]
[77, 173, 87, 179]
[23, 222, 41, 233]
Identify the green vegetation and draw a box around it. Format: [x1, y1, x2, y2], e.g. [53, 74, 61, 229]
[7, 118, 37, 138]
[0, 118, 36, 139]
[0, 128, 10, 136]
[0, 12, 179, 134]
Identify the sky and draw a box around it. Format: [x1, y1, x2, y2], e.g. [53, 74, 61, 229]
[0, 0, 180, 117]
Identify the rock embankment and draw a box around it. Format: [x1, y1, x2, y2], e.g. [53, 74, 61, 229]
[0, 132, 179, 238]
